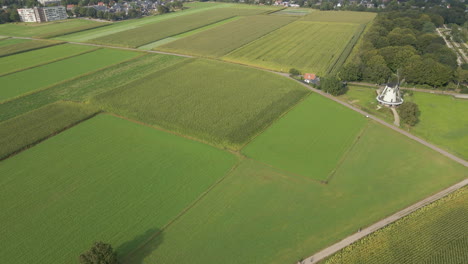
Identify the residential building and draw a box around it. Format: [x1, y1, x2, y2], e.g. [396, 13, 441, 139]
[38, 0, 61, 5]
[18, 8, 38, 22]
[303, 73, 320, 85]
[17, 6, 67, 23]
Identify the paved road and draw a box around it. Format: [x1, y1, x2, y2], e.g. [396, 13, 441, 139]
[300, 178, 468, 264]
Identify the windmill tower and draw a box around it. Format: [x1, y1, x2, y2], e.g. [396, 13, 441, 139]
[376, 73, 403, 107]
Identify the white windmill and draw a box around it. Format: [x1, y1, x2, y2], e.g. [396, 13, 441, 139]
[376, 73, 404, 107]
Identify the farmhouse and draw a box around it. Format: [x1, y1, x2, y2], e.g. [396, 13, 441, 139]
[303, 73, 320, 85]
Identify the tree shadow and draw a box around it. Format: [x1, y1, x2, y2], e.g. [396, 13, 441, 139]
[117, 228, 164, 264]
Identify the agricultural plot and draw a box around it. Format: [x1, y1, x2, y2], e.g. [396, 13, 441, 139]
[0, 44, 97, 76]
[91, 7, 274, 48]
[301, 10, 376, 24]
[0, 39, 60, 57]
[0, 48, 139, 102]
[0, 19, 108, 38]
[0, 101, 99, 160]
[272, 8, 311, 16]
[0, 54, 186, 122]
[322, 187, 468, 264]
[157, 15, 297, 57]
[224, 21, 361, 75]
[93, 59, 309, 149]
[132, 121, 466, 264]
[0, 114, 238, 264]
[243, 94, 367, 181]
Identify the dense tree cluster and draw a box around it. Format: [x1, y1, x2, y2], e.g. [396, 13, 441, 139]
[319, 76, 347, 95]
[340, 11, 461, 87]
[79, 241, 120, 264]
[397, 102, 420, 126]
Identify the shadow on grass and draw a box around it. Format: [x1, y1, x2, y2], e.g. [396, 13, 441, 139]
[117, 228, 164, 264]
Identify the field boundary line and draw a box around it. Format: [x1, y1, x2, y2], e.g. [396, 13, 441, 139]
[121, 159, 244, 263]
[37, 23, 113, 39]
[302, 178, 468, 264]
[0, 47, 100, 77]
[325, 121, 370, 184]
[0, 106, 101, 161]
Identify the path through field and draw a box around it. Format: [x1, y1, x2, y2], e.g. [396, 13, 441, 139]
[390, 107, 400, 127]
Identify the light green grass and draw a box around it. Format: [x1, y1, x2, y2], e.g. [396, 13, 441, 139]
[0, 19, 108, 38]
[322, 187, 468, 264]
[91, 8, 273, 48]
[301, 11, 376, 24]
[0, 48, 140, 102]
[92, 59, 309, 149]
[243, 94, 367, 181]
[132, 123, 466, 264]
[0, 54, 185, 122]
[0, 44, 96, 76]
[0, 39, 60, 57]
[157, 15, 296, 57]
[0, 114, 238, 264]
[0, 38, 30, 47]
[0, 101, 99, 160]
[224, 21, 360, 74]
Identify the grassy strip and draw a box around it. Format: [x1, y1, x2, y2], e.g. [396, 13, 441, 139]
[0, 101, 100, 160]
[0, 54, 186, 122]
[321, 187, 468, 264]
[300, 10, 376, 24]
[0, 39, 63, 57]
[34, 22, 112, 39]
[0, 38, 28, 47]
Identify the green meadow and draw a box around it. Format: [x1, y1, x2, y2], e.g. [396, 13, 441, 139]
[0, 39, 60, 57]
[0, 37, 30, 47]
[0, 48, 139, 102]
[0, 114, 238, 264]
[301, 10, 376, 24]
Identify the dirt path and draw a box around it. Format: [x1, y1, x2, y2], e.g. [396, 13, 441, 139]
[390, 107, 400, 126]
[436, 27, 464, 65]
[300, 178, 468, 264]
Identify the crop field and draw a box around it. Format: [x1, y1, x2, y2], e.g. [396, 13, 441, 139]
[0, 101, 99, 160]
[272, 8, 311, 16]
[322, 187, 468, 264]
[0, 19, 108, 38]
[93, 59, 309, 149]
[301, 10, 376, 24]
[156, 15, 297, 57]
[0, 44, 97, 76]
[0, 39, 60, 57]
[0, 54, 186, 122]
[91, 7, 274, 48]
[0, 48, 140, 102]
[243, 94, 367, 181]
[224, 21, 361, 74]
[130, 120, 466, 264]
[0, 114, 238, 264]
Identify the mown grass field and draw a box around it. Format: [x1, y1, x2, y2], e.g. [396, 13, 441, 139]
[224, 21, 361, 74]
[0, 44, 97, 76]
[322, 187, 468, 264]
[301, 10, 376, 24]
[0, 54, 185, 122]
[0, 19, 109, 38]
[0, 39, 60, 57]
[0, 114, 238, 264]
[93, 59, 309, 149]
[243, 94, 367, 181]
[156, 15, 296, 57]
[0, 101, 99, 160]
[91, 7, 273, 48]
[0, 48, 139, 102]
[131, 121, 466, 264]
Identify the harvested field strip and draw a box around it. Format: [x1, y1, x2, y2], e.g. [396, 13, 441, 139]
[0, 39, 62, 57]
[0, 44, 97, 76]
[322, 187, 468, 264]
[0, 114, 238, 264]
[242, 94, 367, 181]
[157, 15, 297, 58]
[300, 10, 376, 24]
[224, 21, 360, 74]
[0, 48, 140, 102]
[92, 59, 309, 149]
[0, 101, 100, 160]
[91, 7, 273, 48]
[0, 54, 185, 122]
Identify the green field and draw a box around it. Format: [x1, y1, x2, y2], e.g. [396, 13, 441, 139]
[243, 94, 367, 181]
[0, 54, 185, 122]
[130, 120, 466, 264]
[301, 10, 376, 24]
[0, 114, 238, 264]
[0, 19, 108, 38]
[0, 44, 97, 76]
[0, 101, 99, 160]
[0, 48, 139, 102]
[156, 15, 296, 57]
[93, 59, 309, 149]
[0, 39, 60, 57]
[91, 7, 272, 48]
[224, 21, 361, 74]
[322, 187, 468, 264]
